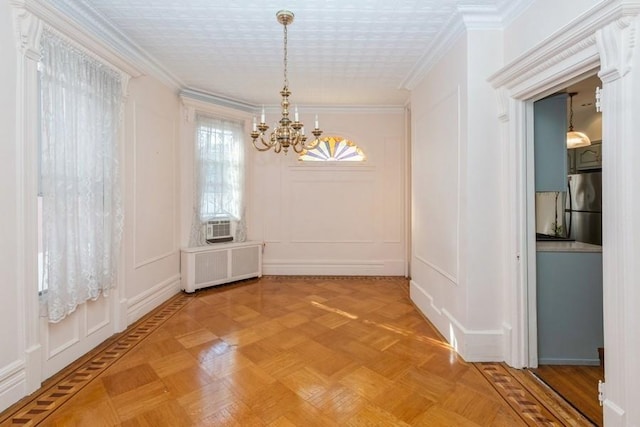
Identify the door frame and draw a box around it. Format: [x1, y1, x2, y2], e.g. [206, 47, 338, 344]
[490, 3, 640, 423]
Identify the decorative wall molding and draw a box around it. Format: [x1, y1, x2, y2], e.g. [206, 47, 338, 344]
[410, 281, 504, 362]
[496, 87, 510, 123]
[131, 101, 177, 268]
[596, 15, 639, 83]
[46, 0, 180, 88]
[126, 275, 181, 325]
[11, 0, 142, 79]
[180, 91, 252, 123]
[414, 255, 458, 285]
[11, 1, 43, 57]
[288, 165, 376, 173]
[181, 88, 255, 114]
[181, 88, 406, 115]
[489, 1, 640, 95]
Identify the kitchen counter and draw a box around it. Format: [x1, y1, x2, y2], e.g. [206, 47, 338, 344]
[537, 240, 602, 253]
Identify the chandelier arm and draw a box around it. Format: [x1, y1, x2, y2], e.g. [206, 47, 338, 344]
[303, 138, 320, 150]
[291, 138, 304, 153]
[252, 137, 274, 151]
[259, 134, 275, 149]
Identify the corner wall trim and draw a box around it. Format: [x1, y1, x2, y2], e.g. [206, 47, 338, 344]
[410, 280, 503, 362]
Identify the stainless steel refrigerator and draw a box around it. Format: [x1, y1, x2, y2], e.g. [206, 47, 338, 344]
[565, 172, 602, 245]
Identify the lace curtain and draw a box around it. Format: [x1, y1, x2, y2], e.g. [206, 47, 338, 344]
[39, 30, 124, 323]
[189, 115, 246, 246]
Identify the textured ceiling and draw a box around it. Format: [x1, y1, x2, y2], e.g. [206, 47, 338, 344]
[74, 0, 525, 107]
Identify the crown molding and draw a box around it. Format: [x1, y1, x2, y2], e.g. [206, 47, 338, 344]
[181, 88, 405, 115]
[43, 0, 183, 90]
[400, 0, 533, 91]
[400, 14, 466, 90]
[180, 88, 256, 114]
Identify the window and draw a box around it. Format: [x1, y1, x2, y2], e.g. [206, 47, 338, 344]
[38, 30, 123, 322]
[190, 115, 246, 245]
[298, 136, 366, 162]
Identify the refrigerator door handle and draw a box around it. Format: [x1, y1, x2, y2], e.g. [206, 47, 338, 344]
[566, 178, 573, 237]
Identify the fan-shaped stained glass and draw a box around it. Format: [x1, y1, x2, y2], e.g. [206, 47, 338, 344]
[298, 136, 366, 162]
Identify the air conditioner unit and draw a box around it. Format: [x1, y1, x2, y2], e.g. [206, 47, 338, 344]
[205, 219, 234, 243]
[181, 241, 263, 293]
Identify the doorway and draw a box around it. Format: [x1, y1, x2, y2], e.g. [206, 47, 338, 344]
[530, 74, 604, 426]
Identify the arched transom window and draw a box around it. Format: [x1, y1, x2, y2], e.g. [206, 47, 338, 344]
[298, 136, 366, 162]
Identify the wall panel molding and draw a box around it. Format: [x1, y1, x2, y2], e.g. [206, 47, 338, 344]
[132, 102, 177, 268]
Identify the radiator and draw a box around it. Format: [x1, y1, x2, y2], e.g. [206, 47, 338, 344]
[181, 241, 263, 293]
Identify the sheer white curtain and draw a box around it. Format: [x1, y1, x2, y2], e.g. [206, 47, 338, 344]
[189, 115, 246, 246]
[39, 30, 124, 323]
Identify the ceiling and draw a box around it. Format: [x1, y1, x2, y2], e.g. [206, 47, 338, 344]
[57, 0, 530, 107]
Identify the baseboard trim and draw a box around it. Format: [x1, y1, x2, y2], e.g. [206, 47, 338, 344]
[262, 259, 405, 276]
[538, 358, 601, 366]
[0, 360, 26, 413]
[126, 275, 181, 325]
[410, 280, 504, 362]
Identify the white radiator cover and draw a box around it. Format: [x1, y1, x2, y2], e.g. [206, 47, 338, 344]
[181, 241, 263, 293]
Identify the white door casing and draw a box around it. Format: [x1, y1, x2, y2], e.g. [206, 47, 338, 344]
[490, 2, 640, 425]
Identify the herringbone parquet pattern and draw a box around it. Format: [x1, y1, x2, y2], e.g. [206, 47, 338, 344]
[1, 276, 581, 426]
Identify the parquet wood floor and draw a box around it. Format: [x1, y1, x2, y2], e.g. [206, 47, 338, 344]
[532, 365, 604, 426]
[1, 276, 585, 426]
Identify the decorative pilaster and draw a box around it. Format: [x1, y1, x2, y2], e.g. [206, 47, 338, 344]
[11, 1, 44, 394]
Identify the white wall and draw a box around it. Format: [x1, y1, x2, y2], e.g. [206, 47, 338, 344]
[0, 0, 24, 410]
[248, 109, 407, 276]
[123, 76, 182, 324]
[410, 29, 505, 361]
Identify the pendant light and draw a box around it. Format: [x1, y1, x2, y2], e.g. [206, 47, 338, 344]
[566, 92, 591, 149]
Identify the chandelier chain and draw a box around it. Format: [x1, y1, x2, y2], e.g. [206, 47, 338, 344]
[283, 24, 288, 88]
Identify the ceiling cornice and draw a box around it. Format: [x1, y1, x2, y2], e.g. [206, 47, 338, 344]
[44, 0, 183, 91]
[400, 0, 534, 90]
[181, 89, 255, 114]
[181, 88, 406, 114]
[400, 13, 466, 90]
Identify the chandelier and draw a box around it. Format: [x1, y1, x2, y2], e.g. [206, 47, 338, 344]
[251, 10, 322, 154]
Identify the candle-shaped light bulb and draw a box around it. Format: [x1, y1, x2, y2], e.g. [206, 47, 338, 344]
[294, 106, 299, 122]
[314, 114, 319, 129]
[252, 116, 257, 131]
[301, 126, 305, 135]
[261, 106, 265, 123]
